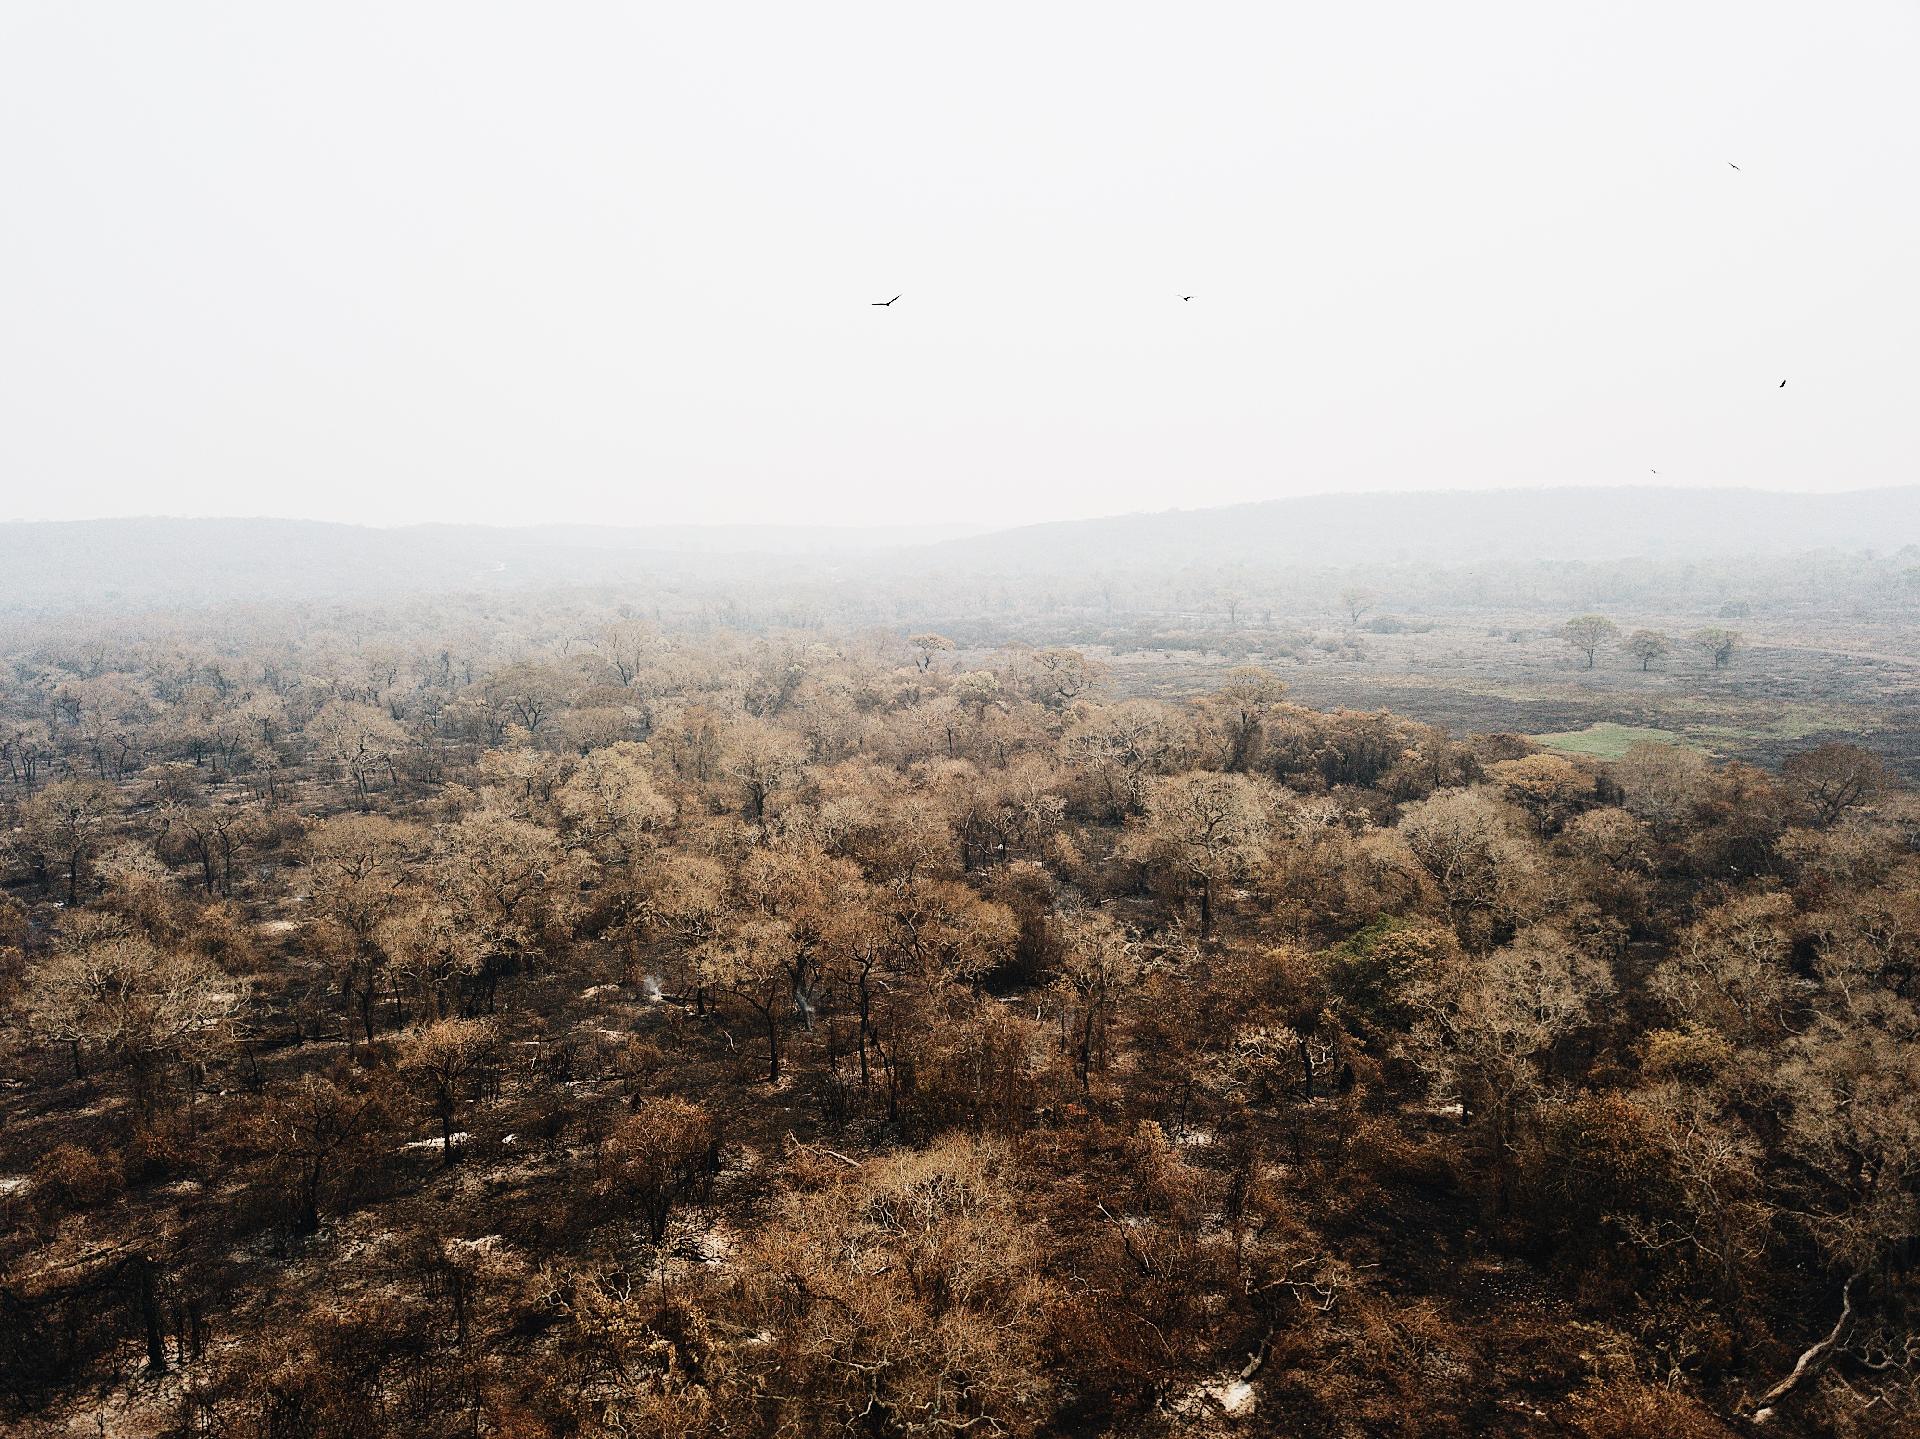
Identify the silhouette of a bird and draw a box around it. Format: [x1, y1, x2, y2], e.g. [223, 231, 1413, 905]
[1728, 162, 1740, 170]
[1182, 295, 1192, 301]
[872, 295, 899, 307]
[1779, 379, 1787, 388]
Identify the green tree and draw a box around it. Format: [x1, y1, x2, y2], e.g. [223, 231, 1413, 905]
[1625, 629, 1670, 671]
[1560, 615, 1618, 669]
[1691, 626, 1742, 670]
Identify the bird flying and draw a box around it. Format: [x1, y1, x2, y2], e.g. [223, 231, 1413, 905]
[872, 295, 899, 307]
[1779, 379, 1787, 388]
[1182, 295, 1192, 301]
[1728, 162, 1740, 170]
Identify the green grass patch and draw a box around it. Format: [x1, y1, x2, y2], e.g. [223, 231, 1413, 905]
[1529, 722, 1688, 759]
[1689, 705, 1856, 743]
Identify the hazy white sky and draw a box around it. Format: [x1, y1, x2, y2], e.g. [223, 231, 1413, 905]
[1, 3, 1915, 530]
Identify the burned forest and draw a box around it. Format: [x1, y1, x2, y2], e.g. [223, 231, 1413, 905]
[1, 594, 1916, 1439]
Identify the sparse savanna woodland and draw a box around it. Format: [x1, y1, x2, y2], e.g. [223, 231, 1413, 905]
[1, 600, 1916, 1439]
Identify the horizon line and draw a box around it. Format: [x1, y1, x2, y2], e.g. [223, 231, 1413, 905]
[5, 480, 1917, 537]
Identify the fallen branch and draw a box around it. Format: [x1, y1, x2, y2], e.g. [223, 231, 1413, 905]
[790, 1137, 861, 1168]
[1753, 1273, 1860, 1424]
[1098, 1204, 1155, 1276]
[1238, 1327, 1277, 1382]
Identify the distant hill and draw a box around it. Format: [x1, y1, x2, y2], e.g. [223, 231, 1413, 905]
[0, 517, 1006, 612]
[494, 522, 992, 555]
[2, 489, 1914, 612]
[0, 518, 752, 612]
[923, 487, 1920, 572]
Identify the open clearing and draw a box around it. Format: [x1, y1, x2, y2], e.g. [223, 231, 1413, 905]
[1071, 607, 1920, 778]
[1528, 722, 1684, 759]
